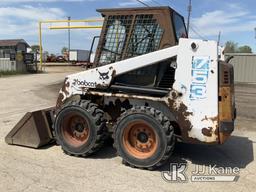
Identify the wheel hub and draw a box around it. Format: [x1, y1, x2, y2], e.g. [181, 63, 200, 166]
[75, 123, 85, 133]
[137, 132, 148, 143]
[62, 112, 90, 147]
[123, 121, 158, 159]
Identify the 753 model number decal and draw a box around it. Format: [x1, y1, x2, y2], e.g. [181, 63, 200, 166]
[190, 56, 210, 100]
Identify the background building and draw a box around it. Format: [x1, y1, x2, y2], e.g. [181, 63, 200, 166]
[0, 39, 30, 72]
[226, 53, 256, 83]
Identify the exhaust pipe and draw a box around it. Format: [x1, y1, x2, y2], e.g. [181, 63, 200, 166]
[5, 107, 55, 148]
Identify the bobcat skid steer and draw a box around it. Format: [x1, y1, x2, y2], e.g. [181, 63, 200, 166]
[5, 7, 236, 169]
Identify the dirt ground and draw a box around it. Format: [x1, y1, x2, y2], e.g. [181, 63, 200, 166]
[0, 66, 256, 192]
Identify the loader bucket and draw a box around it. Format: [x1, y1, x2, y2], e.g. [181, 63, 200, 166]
[5, 107, 55, 148]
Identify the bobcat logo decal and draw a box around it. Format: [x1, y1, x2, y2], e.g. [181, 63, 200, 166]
[98, 71, 110, 80]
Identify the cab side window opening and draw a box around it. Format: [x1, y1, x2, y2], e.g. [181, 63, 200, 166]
[126, 14, 164, 58]
[173, 12, 187, 40]
[98, 14, 164, 65]
[114, 14, 165, 88]
[99, 15, 133, 65]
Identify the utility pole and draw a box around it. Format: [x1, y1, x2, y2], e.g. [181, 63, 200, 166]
[68, 16, 71, 61]
[254, 28, 256, 39]
[187, 0, 192, 36]
[217, 31, 221, 46]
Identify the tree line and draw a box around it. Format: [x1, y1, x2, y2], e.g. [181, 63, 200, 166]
[224, 41, 252, 53]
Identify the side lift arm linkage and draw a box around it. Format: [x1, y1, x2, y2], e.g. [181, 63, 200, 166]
[66, 45, 179, 91]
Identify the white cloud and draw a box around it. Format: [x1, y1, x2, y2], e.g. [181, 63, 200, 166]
[0, 5, 66, 36]
[0, 6, 65, 21]
[0, 0, 86, 3]
[119, 0, 152, 7]
[0, 5, 102, 53]
[191, 3, 256, 37]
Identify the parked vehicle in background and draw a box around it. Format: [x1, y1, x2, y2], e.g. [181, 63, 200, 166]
[47, 55, 57, 62]
[56, 56, 66, 63]
[69, 49, 90, 64]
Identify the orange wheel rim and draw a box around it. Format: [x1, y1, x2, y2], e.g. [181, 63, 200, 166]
[61, 111, 90, 147]
[122, 120, 158, 159]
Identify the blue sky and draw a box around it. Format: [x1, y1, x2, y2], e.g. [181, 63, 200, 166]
[0, 0, 255, 54]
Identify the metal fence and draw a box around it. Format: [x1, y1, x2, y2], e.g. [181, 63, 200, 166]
[0, 58, 16, 71]
[225, 53, 256, 83]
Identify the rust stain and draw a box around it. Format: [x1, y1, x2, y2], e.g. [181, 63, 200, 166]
[56, 78, 70, 111]
[56, 94, 64, 109]
[111, 69, 116, 78]
[104, 99, 132, 122]
[219, 87, 233, 121]
[202, 127, 213, 137]
[214, 126, 219, 137]
[87, 90, 218, 144]
[201, 115, 219, 138]
[166, 90, 219, 143]
[62, 78, 70, 95]
[201, 115, 218, 122]
[171, 91, 178, 99]
[167, 93, 193, 142]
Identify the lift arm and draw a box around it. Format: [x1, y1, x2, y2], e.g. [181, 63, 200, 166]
[66, 45, 178, 91]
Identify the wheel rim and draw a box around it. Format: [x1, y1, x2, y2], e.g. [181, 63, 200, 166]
[122, 120, 158, 159]
[61, 111, 90, 147]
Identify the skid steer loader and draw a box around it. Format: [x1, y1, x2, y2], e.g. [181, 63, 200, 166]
[5, 6, 236, 169]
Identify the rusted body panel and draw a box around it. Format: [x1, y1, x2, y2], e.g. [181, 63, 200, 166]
[219, 87, 233, 120]
[172, 39, 220, 143]
[218, 61, 236, 144]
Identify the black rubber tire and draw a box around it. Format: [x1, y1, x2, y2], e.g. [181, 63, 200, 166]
[54, 100, 106, 157]
[113, 106, 175, 170]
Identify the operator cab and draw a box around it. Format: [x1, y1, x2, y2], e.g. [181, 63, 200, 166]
[92, 7, 187, 94]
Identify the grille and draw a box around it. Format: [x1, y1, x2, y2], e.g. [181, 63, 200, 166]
[223, 70, 229, 84]
[98, 14, 164, 65]
[99, 15, 133, 65]
[126, 14, 164, 58]
[158, 66, 176, 88]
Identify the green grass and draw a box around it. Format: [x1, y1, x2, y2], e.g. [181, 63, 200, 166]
[0, 71, 28, 77]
